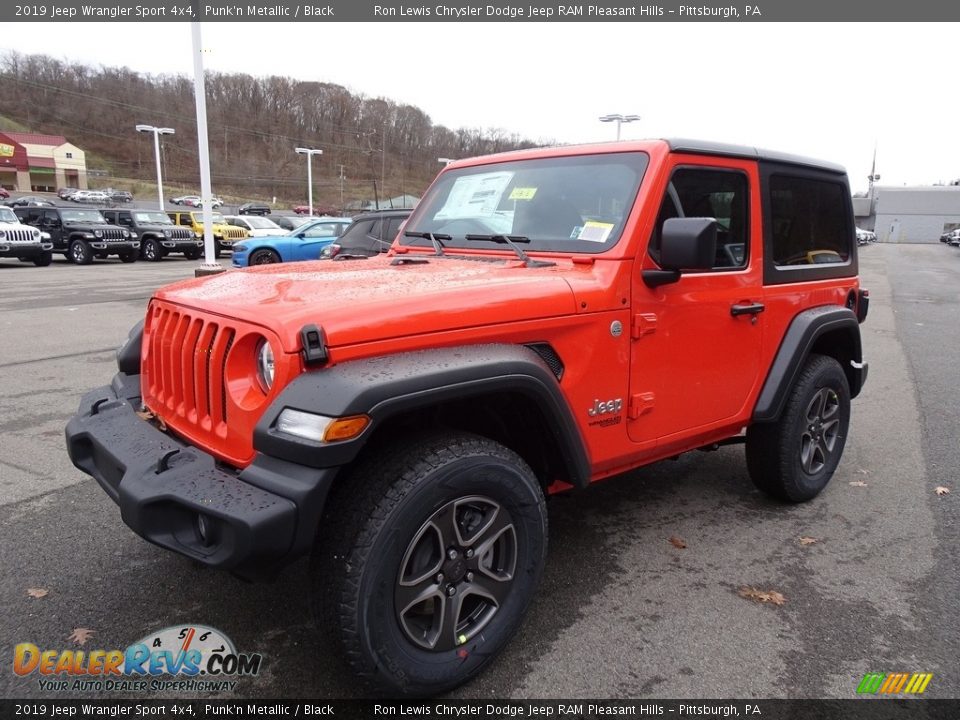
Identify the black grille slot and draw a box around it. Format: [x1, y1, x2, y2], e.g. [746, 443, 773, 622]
[525, 342, 564, 380]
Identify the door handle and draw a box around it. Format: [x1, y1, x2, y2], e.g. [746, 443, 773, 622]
[730, 302, 765, 317]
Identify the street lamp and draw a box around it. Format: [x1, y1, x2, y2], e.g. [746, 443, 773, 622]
[598, 114, 640, 141]
[294, 147, 323, 216]
[136, 124, 175, 211]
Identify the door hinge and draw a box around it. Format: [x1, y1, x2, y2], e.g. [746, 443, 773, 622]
[628, 392, 655, 419]
[631, 313, 658, 340]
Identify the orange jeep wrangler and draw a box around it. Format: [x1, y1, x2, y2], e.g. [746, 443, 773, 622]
[66, 139, 868, 695]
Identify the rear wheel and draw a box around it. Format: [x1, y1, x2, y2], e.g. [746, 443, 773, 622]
[746, 354, 851, 502]
[70, 239, 93, 265]
[33, 251, 52, 267]
[313, 432, 547, 696]
[249, 248, 280, 265]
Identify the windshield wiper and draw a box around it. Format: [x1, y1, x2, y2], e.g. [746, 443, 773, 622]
[404, 231, 450, 256]
[465, 234, 555, 268]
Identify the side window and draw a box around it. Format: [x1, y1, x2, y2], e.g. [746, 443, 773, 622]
[42, 210, 59, 225]
[303, 223, 338, 238]
[368, 219, 383, 240]
[384, 218, 404, 245]
[649, 168, 749, 269]
[769, 175, 850, 266]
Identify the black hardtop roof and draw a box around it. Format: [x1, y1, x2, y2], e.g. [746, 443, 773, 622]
[666, 138, 847, 175]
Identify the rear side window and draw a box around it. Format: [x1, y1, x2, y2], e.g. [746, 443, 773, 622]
[769, 175, 850, 267]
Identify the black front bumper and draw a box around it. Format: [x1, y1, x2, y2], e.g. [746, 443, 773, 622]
[0, 243, 50, 259]
[65, 374, 338, 580]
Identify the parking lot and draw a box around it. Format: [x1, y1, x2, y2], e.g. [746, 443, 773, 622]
[0, 244, 958, 699]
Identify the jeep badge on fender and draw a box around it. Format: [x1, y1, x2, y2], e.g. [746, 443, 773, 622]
[66, 138, 868, 696]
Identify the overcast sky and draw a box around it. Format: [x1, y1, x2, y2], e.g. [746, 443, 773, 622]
[4, 22, 958, 192]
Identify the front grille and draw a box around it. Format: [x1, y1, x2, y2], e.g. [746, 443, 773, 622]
[1, 229, 39, 244]
[223, 227, 247, 240]
[144, 303, 235, 438]
[100, 228, 128, 241]
[172, 228, 193, 240]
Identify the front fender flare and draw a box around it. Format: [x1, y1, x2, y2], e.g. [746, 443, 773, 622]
[253, 344, 591, 487]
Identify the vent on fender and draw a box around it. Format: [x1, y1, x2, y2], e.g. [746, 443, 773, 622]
[525, 342, 564, 381]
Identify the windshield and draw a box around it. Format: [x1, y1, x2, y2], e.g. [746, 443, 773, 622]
[62, 209, 107, 223]
[0, 207, 18, 223]
[133, 212, 173, 224]
[245, 217, 280, 229]
[403, 152, 648, 253]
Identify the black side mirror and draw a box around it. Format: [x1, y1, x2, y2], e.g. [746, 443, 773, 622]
[643, 217, 717, 288]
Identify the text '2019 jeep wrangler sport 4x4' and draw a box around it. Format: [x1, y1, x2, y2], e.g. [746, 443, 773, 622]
[66, 139, 869, 696]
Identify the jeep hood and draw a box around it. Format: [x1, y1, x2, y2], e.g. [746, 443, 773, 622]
[154, 256, 583, 352]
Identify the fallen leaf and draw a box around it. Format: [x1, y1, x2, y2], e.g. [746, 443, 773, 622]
[799, 537, 818, 546]
[69, 628, 95, 646]
[738, 586, 787, 606]
[26, 588, 49, 599]
[668, 536, 687, 549]
[135, 410, 154, 421]
[935, 486, 950, 496]
[849, 480, 868, 487]
[857, 468, 871, 475]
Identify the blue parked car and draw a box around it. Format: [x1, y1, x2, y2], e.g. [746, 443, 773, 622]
[231, 217, 352, 267]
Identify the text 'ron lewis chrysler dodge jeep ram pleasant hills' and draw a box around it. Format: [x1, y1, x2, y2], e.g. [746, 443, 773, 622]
[66, 139, 869, 695]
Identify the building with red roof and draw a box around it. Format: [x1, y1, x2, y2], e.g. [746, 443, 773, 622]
[0, 132, 88, 193]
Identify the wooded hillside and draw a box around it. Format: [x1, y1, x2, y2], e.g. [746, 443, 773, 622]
[0, 51, 543, 206]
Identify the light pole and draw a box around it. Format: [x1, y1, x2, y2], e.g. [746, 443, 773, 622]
[598, 113, 640, 141]
[295, 147, 323, 216]
[136, 124, 175, 211]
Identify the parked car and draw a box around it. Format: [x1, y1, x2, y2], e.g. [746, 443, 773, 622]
[0, 205, 53, 266]
[5, 195, 55, 208]
[855, 228, 871, 246]
[273, 215, 313, 232]
[167, 210, 248, 257]
[72, 190, 111, 204]
[104, 189, 134, 203]
[102, 208, 203, 261]
[231, 216, 351, 267]
[946, 229, 960, 247]
[0, 187, 10, 199]
[320, 209, 412, 260]
[293, 204, 338, 215]
[940, 229, 957, 243]
[14, 206, 139, 264]
[67, 138, 870, 696]
[238, 202, 271, 216]
[170, 195, 196, 205]
[191, 196, 224, 209]
[224, 215, 287, 238]
[57, 187, 77, 200]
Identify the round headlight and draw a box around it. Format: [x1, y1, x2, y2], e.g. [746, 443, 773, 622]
[0, 230, 6, 239]
[94, 229, 103, 238]
[122, 229, 130, 238]
[163, 229, 171, 237]
[256, 340, 275, 392]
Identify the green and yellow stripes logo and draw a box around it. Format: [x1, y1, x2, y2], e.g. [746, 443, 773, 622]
[857, 672, 933, 695]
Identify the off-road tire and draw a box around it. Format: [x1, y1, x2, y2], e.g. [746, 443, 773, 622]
[33, 251, 52, 267]
[70, 239, 93, 265]
[142, 238, 162, 262]
[249, 248, 280, 265]
[746, 353, 851, 502]
[312, 432, 547, 696]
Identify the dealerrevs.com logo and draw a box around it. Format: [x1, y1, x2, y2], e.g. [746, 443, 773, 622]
[13, 625, 262, 693]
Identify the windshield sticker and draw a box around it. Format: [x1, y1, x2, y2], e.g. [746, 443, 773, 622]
[508, 187, 538, 201]
[435, 172, 514, 220]
[578, 221, 615, 243]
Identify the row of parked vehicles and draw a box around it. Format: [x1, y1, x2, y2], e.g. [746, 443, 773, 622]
[940, 228, 960, 246]
[0, 200, 411, 267]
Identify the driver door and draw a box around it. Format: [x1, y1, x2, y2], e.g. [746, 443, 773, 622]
[629, 157, 765, 445]
[295, 222, 341, 260]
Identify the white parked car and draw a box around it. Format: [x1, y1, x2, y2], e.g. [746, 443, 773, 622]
[224, 215, 286, 237]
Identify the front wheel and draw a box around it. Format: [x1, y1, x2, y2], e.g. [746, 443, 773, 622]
[70, 239, 93, 265]
[746, 353, 851, 502]
[249, 248, 280, 265]
[142, 238, 162, 262]
[33, 251, 52, 267]
[313, 433, 547, 696]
